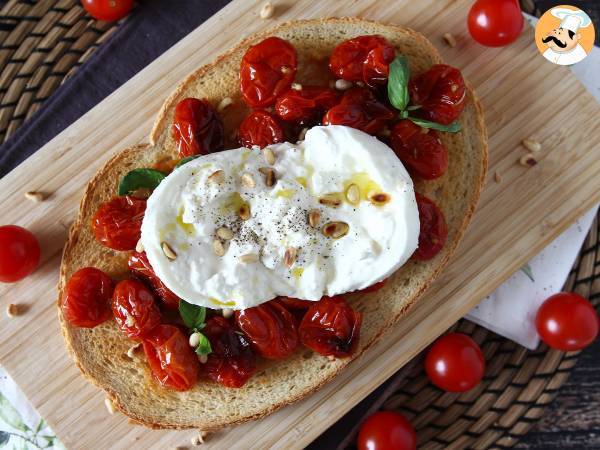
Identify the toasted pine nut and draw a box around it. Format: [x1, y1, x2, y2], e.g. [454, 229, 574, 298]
[213, 239, 227, 256]
[6, 303, 18, 318]
[217, 97, 233, 112]
[135, 238, 144, 253]
[216, 226, 234, 240]
[240, 253, 259, 264]
[161, 242, 177, 260]
[207, 170, 225, 185]
[241, 172, 256, 188]
[522, 138, 541, 152]
[222, 308, 233, 319]
[334, 79, 353, 90]
[494, 171, 502, 183]
[104, 398, 115, 415]
[262, 147, 276, 165]
[307, 209, 321, 228]
[519, 154, 537, 166]
[443, 33, 457, 47]
[345, 184, 360, 205]
[284, 247, 298, 268]
[259, 2, 274, 19]
[24, 191, 44, 202]
[321, 221, 350, 239]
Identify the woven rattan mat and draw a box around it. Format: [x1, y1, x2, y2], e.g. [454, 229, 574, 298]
[0, 1, 598, 449]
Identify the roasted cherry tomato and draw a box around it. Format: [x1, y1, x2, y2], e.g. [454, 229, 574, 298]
[278, 297, 314, 310]
[535, 292, 599, 351]
[203, 316, 256, 388]
[358, 411, 417, 450]
[0, 225, 40, 283]
[235, 300, 299, 359]
[323, 87, 394, 135]
[299, 296, 362, 357]
[238, 110, 284, 148]
[356, 278, 389, 294]
[128, 251, 180, 309]
[240, 37, 297, 108]
[81, 0, 133, 22]
[112, 279, 161, 340]
[468, 0, 524, 47]
[390, 120, 448, 179]
[61, 267, 114, 328]
[329, 35, 395, 86]
[409, 65, 466, 125]
[425, 332, 485, 392]
[172, 98, 224, 158]
[275, 86, 339, 123]
[413, 194, 447, 261]
[143, 324, 199, 391]
[92, 196, 146, 251]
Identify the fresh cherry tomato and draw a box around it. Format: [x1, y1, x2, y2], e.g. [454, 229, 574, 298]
[329, 35, 395, 86]
[425, 332, 485, 392]
[235, 300, 299, 359]
[323, 87, 394, 135]
[356, 278, 389, 294]
[172, 98, 224, 158]
[61, 267, 114, 328]
[0, 225, 40, 283]
[112, 279, 161, 340]
[81, 0, 133, 22]
[535, 292, 599, 351]
[203, 316, 256, 388]
[128, 251, 180, 309]
[390, 120, 448, 179]
[468, 0, 524, 47]
[238, 110, 284, 148]
[275, 86, 339, 123]
[278, 297, 314, 310]
[142, 324, 199, 391]
[409, 65, 466, 125]
[357, 411, 417, 450]
[299, 296, 362, 357]
[92, 196, 146, 251]
[413, 194, 448, 261]
[240, 37, 297, 108]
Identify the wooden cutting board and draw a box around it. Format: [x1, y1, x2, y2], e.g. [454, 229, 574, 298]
[0, 0, 599, 448]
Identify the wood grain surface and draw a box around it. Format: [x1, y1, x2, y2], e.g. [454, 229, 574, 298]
[0, 0, 599, 449]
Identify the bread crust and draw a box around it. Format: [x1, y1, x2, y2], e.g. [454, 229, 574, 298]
[58, 17, 487, 430]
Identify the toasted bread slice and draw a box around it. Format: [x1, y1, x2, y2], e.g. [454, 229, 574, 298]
[59, 17, 487, 430]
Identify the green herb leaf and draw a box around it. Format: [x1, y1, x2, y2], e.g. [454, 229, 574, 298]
[176, 155, 201, 168]
[387, 56, 410, 111]
[399, 110, 409, 119]
[407, 117, 461, 133]
[521, 263, 535, 282]
[194, 333, 212, 356]
[179, 300, 207, 330]
[118, 168, 166, 196]
[406, 105, 422, 111]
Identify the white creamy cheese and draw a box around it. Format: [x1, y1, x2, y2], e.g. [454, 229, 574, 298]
[141, 125, 419, 310]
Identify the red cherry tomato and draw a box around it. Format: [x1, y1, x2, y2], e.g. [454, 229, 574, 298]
[142, 324, 199, 391]
[390, 120, 448, 180]
[238, 110, 284, 148]
[92, 196, 146, 251]
[356, 278, 389, 294]
[425, 332, 485, 392]
[413, 194, 448, 261]
[357, 411, 417, 450]
[299, 296, 362, 357]
[61, 267, 114, 328]
[408, 65, 466, 125]
[275, 86, 340, 123]
[240, 37, 297, 108]
[128, 251, 180, 309]
[81, 0, 133, 22]
[171, 98, 224, 158]
[112, 279, 161, 340]
[323, 87, 394, 135]
[235, 300, 299, 359]
[278, 297, 314, 310]
[535, 292, 599, 351]
[329, 35, 395, 86]
[468, 0, 524, 47]
[203, 316, 256, 388]
[0, 225, 40, 283]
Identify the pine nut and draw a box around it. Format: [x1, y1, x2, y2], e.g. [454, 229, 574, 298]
[6, 303, 18, 318]
[519, 154, 537, 166]
[135, 238, 144, 253]
[345, 184, 360, 205]
[321, 221, 350, 239]
[222, 308, 233, 319]
[241, 172, 256, 188]
[258, 167, 276, 187]
[522, 138, 541, 152]
[240, 253, 259, 264]
[207, 170, 225, 185]
[216, 226, 233, 240]
[443, 32, 457, 47]
[213, 239, 227, 256]
[367, 191, 391, 206]
[189, 332, 200, 348]
[334, 79, 353, 90]
[105, 398, 115, 415]
[284, 247, 297, 268]
[262, 147, 276, 165]
[307, 209, 321, 228]
[238, 203, 251, 220]
[24, 191, 44, 202]
[217, 97, 233, 112]
[259, 2, 274, 19]
[319, 193, 342, 208]
[161, 242, 177, 260]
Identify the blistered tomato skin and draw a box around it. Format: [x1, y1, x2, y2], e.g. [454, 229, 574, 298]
[128, 251, 180, 309]
[61, 267, 114, 328]
[92, 196, 146, 251]
[142, 324, 199, 391]
[390, 120, 448, 179]
[278, 297, 314, 310]
[172, 98, 224, 158]
[203, 316, 256, 388]
[235, 300, 299, 359]
[112, 279, 161, 340]
[0, 225, 40, 283]
[413, 194, 448, 261]
[275, 86, 340, 123]
[240, 37, 297, 108]
[238, 110, 284, 148]
[299, 296, 362, 357]
[409, 64, 466, 125]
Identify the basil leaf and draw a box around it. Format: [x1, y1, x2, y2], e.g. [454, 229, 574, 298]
[176, 155, 201, 168]
[406, 105, 421, 111]
[118, 168, 166, 196]
[195, 333, 212, 356]
[387, 56, 410, 111]
[520, 263, 535, 282]
[179, 300, 207, 330]
[407, 117, 461, 133]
